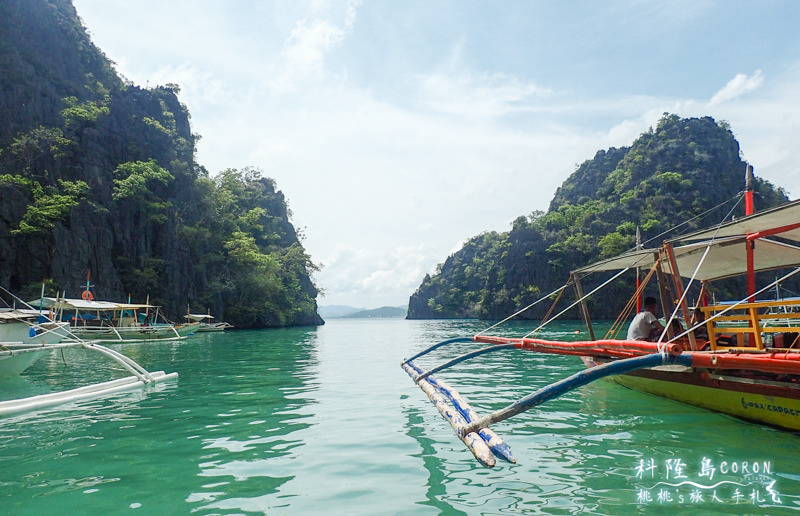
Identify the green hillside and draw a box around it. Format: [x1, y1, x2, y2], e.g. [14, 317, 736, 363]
[0, 0, 322, 327]
[407, 114, 789, 320]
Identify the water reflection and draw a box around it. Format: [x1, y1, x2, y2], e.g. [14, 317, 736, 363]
[185, 327, 321, 513]
[404, 406, 467, 515]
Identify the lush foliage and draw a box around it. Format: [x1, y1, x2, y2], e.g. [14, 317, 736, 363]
[408, 114, 790, 320]
[0, 0, 321, 327]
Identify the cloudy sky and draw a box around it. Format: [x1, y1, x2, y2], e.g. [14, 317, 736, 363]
[72, 0, 800, 309]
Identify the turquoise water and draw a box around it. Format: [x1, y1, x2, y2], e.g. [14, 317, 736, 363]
[1, 318, 800, 514]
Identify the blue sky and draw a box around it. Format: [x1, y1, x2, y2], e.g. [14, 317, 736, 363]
[72, 0, 800, 308]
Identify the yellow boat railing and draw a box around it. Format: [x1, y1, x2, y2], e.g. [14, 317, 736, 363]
[701, 299, 800, 351]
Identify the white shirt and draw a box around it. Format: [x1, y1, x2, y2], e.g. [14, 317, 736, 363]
[627, 310, 658, 340]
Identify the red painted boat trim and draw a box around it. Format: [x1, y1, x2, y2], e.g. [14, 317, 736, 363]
[474, 335, 800, 376]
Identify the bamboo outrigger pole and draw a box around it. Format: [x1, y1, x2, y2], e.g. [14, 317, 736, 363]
[403, 340, 690, 467]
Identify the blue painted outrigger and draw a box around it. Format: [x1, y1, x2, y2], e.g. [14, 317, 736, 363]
[402, 339, 690, 468]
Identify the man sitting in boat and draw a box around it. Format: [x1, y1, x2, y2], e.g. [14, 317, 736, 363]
[690, 308, 709, 340]
[627, 297, 665, 341]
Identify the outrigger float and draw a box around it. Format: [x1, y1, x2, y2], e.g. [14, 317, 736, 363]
[403, 165, 800, 467]
[0, 341, 177, 416]
[0, 288, 177, 416]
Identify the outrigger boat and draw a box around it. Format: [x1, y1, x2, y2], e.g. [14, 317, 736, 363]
[0, 308, 70, 345]
[403, 165, 800, 467]
[0, 290, 177, 415]
[185, 311, 233, 332]
[35, 296, 200, 343]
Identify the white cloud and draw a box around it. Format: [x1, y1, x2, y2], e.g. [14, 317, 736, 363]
[269, 20, 345, 93]
[419, 71, 551, 119]
[147, 63, 230, 105]
[317, 243, 441, 307]
[709, 70, 764, 106]
[268, 1, 360, 94]
[193, 56, 800, 307]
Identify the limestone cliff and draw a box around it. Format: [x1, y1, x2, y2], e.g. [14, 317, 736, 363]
[0, 0, 322, 327]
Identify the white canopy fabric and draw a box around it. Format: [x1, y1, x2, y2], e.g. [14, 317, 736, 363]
[33, 297, 155, 311]
[574, 199, 800, 281]
[0, 309, 40, 321]
[187, 314, 214, 321]
[664, 238, 800, 281]
[575, 237, 800, 281]
[673, 198, 800, 243]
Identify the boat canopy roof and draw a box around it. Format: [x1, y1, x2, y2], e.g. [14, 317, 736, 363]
[673, 198, 800, 243]
[186, 314, 214, 321]
[33, 297, 157, 311]
[574, 199, 800, 281]
[0, 309, 42, 321]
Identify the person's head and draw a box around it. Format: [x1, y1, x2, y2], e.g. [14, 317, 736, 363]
[644, 296, 658, 315]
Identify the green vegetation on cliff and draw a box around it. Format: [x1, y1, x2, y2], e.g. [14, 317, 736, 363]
[0, 0, 321, 327]
[408, 114, 789, 320]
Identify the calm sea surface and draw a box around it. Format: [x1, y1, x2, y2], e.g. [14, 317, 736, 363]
[1, 318, 800, 515]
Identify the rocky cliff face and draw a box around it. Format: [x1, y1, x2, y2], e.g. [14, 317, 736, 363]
[0, 0, 322, 327]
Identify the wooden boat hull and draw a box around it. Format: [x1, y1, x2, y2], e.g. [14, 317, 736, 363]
[582, 356, 800, 431]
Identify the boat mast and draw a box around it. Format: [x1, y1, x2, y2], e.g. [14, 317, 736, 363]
[571, 273, 596, 341]
[745, 163, 756, 301]
[653, 251, 672, 333]
[635, 226, 642, 313]
[662, 243, 698, 350]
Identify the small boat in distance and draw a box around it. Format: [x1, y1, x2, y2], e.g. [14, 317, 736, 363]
[185, 311, 233, 332]
[403, 164, 800, 467]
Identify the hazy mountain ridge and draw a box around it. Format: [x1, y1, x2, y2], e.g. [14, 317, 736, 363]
[319, 305, 407, 319]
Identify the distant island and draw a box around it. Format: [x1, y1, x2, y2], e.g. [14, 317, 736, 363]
[319, 305, 407, 319]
